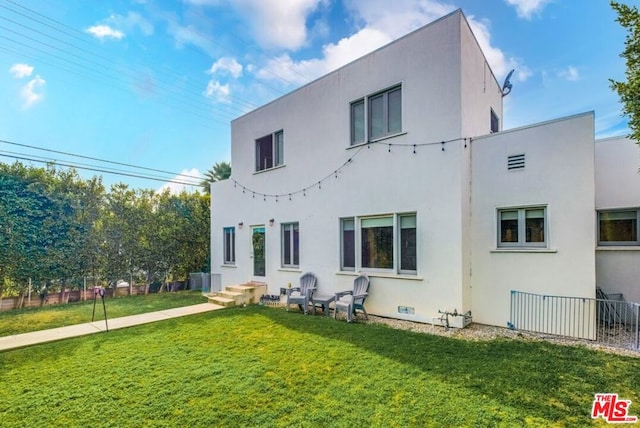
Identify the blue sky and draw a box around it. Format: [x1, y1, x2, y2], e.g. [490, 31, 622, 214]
[0, 0, 635, 192]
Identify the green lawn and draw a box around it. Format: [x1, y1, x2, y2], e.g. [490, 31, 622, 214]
[0, 305, 638, 427]
[0, 291, 208, 336]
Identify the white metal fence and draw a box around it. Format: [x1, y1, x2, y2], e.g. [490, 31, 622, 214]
[509, 290, 639, 351]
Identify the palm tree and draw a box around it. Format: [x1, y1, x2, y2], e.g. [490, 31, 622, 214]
[201, 161, 231, 194]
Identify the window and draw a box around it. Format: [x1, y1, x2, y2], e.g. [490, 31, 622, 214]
[350, 85, 402, 145]
[599, 210, 639, 245]
[340, 213, 417, 274]
[361, 217, 394, 269]
[490, 109, 499, 133]
[282, 222, 299, 267]
[256, 130, 284, 171]
[399, 215, 417, 273]
[498, 207, 546, 248]
[341, 218, 355, 271]
[351, 100, 365, 144]
[223, 227, 235, 264]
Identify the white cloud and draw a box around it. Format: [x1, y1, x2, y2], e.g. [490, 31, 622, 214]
[86, 24, 125, 40]
[255, 1, 530, 87]
[467, 17, 531, 83]
[257, 27, 391, 85]
[166, 20, 215, 54]
[208, 57, 243, 78]
[204, 80, 232, 103]
[184, 0, 323, 50]
[504, 0, 551, 19]
[343, 0, 456, 39]
[122, 12, 154, 36]
[237, 0, 323, 50]
[157, 168, 202, 194]
[558, 66, 579, 81]
[9, 63, 34, 79]
[20, 75, 46, 109]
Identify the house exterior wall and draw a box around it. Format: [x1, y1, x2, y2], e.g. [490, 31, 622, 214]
[595, 136, 640, 302]
[470, 113, 596, 327]
[211, 10, 504, 324]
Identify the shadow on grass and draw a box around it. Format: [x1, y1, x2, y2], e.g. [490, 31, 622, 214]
[254, 305, 640, 423]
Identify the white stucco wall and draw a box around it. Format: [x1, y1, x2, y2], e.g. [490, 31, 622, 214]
[595, 136, 640, 302]
[470, 113, 596, 327]
[211, 10, 503, 324]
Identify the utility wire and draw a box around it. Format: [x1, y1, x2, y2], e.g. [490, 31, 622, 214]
[0, 138, 200, 180]
[0, 153, 202, 186]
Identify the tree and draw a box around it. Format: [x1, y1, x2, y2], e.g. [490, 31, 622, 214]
[610, 1, 640, 144]
[200, 161, 231, 194]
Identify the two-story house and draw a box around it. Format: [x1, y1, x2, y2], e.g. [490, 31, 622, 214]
[210, 9, 639, 332]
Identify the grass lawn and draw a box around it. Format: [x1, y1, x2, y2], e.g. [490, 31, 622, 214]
[1, 305, 639, 427]
[0, 291, 208, 336]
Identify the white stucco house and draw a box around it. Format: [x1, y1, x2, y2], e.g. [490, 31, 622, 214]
[210, 9, 640, 330]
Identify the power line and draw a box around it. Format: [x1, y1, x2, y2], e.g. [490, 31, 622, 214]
[0, 138, 199, 180]
[0, 0, 261, 117]
[0, 152, 202, 186]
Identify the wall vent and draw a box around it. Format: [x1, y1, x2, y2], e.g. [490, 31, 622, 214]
[508, 154, 525, 170]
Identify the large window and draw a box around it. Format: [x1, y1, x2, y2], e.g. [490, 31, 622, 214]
[341, 213, 416, 274]
[223, 227, 235, 264]
[599, 210, 639, 245]
[350, 85, 402, 145]
[282, 222, 299, 268]
[498, 207, 546, 248]
[256, 130, 284, 172]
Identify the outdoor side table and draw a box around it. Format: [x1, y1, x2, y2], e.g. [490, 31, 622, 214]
[312, 294, 336, 316]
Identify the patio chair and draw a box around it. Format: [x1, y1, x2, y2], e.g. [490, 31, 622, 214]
[286, 272, 317, 314]
[334, 274, 369, 322]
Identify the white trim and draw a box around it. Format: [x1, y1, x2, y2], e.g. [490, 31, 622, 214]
[490, 248, 558, 253]
[335, 271, 424, 281]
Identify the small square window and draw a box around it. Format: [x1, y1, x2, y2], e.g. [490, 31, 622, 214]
[256, 130, 284, 171]
[498, 207, 547, 248]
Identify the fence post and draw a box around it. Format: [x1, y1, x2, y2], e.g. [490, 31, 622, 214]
[636, 303, 640, 349]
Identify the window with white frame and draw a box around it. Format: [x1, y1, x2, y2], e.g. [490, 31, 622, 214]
[281, 222, 299, 267]
[256, 130, 284, 172]
[340, 213, 416, 274]
[498, 207, 547, 248]
[223, 227, 235, 264]
[341, 218, 356, 271]
[350, 85, 402, 145]
[598, 209, 639, 245]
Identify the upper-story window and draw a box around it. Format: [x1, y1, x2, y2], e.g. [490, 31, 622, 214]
[256, 130, 284, 172]
[350, 85, 402, 145]
[490, 108, 499, 133]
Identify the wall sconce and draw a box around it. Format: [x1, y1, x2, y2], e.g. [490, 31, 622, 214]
[269, 218, 275, 226]
[238, 222, 243, 229]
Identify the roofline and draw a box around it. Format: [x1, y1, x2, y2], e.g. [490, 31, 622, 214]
[233, 9, 468, 124]
[595, 134, 632, 143]
[472, 111, 595, 141]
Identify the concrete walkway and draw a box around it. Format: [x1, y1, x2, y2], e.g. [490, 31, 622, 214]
[0, 303, 225, 352]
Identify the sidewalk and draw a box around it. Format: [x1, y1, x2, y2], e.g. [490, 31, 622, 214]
[0, 303, 224, 352]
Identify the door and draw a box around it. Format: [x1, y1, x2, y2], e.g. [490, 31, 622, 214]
[252, 226, 266, 278]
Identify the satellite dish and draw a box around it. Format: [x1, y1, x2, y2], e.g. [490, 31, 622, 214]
[502, 69, 514, 97]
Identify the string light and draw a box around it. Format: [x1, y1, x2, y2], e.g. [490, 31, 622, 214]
[229, 137, 465, 202]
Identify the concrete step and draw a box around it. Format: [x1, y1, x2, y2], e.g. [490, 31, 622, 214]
[207, 295, 235, 307]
